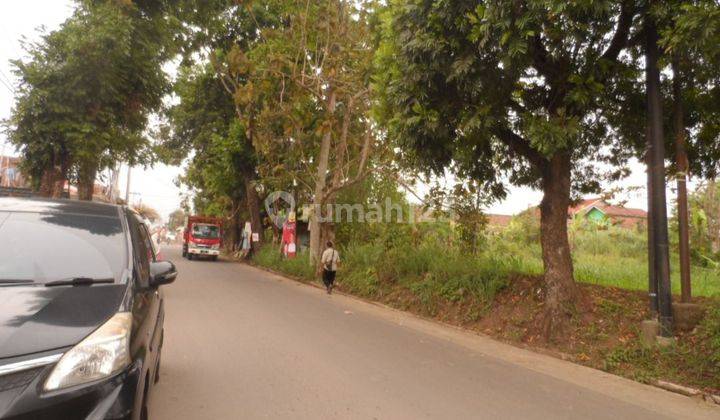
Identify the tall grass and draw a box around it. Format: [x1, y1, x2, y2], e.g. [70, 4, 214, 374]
[254, 222, 525, 309]
[253, 247, 315, 281]
[495, 221, 720, 297]
[252, 220, 720, 303]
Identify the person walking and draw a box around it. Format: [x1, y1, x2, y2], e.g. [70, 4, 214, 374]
[321, 241, 340, 294]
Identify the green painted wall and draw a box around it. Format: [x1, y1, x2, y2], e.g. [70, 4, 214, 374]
[585, 207, 607, 223]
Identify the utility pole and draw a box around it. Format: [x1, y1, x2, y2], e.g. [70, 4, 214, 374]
[645, 7, 673, 335]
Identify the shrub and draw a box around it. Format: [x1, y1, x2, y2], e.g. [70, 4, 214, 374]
[252, 216, 720, 307]
[253, 246, 315, 281]
[503, 209, 541, 244]
[571, 225, 646, 259]
[698, 303, 720, 371]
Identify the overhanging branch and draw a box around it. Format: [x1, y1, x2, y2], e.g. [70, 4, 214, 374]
[600, 1, 636, 62]
[494, 126, 547, 169]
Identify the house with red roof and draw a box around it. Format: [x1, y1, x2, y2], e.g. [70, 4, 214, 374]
[568, 197, 647, 229]
[486, 213, 513, 230]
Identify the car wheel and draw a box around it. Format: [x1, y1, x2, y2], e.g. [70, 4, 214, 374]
[211, 255, 218, 261]
[187, 253, 193, 261]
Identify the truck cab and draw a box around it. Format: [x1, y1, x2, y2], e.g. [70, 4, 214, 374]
[182, 216, 222, 261]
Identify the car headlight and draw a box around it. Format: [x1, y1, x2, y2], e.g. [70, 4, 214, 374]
[211, 243, 220, 250]
[44, 312, 131, 391]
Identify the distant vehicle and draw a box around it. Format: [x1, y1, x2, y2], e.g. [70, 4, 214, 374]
[182, 216, 222, 261]
[0, 197, 177, 420]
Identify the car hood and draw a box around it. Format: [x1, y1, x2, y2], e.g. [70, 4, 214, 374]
[0, 284, 127, 359]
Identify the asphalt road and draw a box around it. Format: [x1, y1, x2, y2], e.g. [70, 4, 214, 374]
[151, 246, 719, 420]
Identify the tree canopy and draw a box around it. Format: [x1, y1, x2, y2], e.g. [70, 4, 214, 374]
[4, 0, 720, 336]
[377, 0, 644, 335]
[5, 0, 172, 198]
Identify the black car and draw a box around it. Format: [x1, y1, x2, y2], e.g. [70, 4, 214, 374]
[0, 197, 176, 420]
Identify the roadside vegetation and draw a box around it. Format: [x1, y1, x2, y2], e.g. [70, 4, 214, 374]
[256, 214, 720, 300]
[602, 301, 720, 391]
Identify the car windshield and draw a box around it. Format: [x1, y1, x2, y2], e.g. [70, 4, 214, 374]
[0, 211, 126, 284]
[192, 223, 219, 239]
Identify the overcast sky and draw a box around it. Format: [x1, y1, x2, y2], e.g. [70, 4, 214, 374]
[0, 1, 683, 220]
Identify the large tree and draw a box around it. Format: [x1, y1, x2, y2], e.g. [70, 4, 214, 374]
[161, 64, 255, 249]
[379, 0, 640, 337]
[167, 208, 187, 232]
[165, 0, 382, 260]
[243, 0, 379, 262]
[5, 0, 171, 199]
[167, 0, 285, 245]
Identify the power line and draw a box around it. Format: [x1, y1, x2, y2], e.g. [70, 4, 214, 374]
[0, 76, 13, 94]
[0, 68, 12, 86]
[0, 23, 19, 94]
[0, 72, 13, 93]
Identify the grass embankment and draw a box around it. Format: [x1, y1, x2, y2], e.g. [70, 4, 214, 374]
[252, 222, 720, 393]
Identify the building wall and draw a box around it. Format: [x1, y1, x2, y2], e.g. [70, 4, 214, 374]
[585, 208, 607, 223]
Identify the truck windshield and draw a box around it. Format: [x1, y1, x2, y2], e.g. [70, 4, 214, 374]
[192, 223, 220, 239]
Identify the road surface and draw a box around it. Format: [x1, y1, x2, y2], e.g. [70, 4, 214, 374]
[151, 246, 719, 419]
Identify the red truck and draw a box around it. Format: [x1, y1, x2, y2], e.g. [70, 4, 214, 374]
[182, 216, 223, 261]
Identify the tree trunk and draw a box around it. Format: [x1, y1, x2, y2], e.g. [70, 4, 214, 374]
[320, 220, 335, 252]
[39, 167, 59, 197]
[38, 160, 67, 199]
[77, 160, 97, 201]
[51, 177, 65, 198]
[309, 89, 337, 263]
[227, 197, 242, 252]
[708, 180, 720, 254]
[539, 153, 582, 339]
[672, 59, 692, 303]
[55, 152, 71, 199]
[244, 176, 264, 249]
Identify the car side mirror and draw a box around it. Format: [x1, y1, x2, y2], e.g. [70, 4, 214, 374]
[149, 261, 177, 288]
